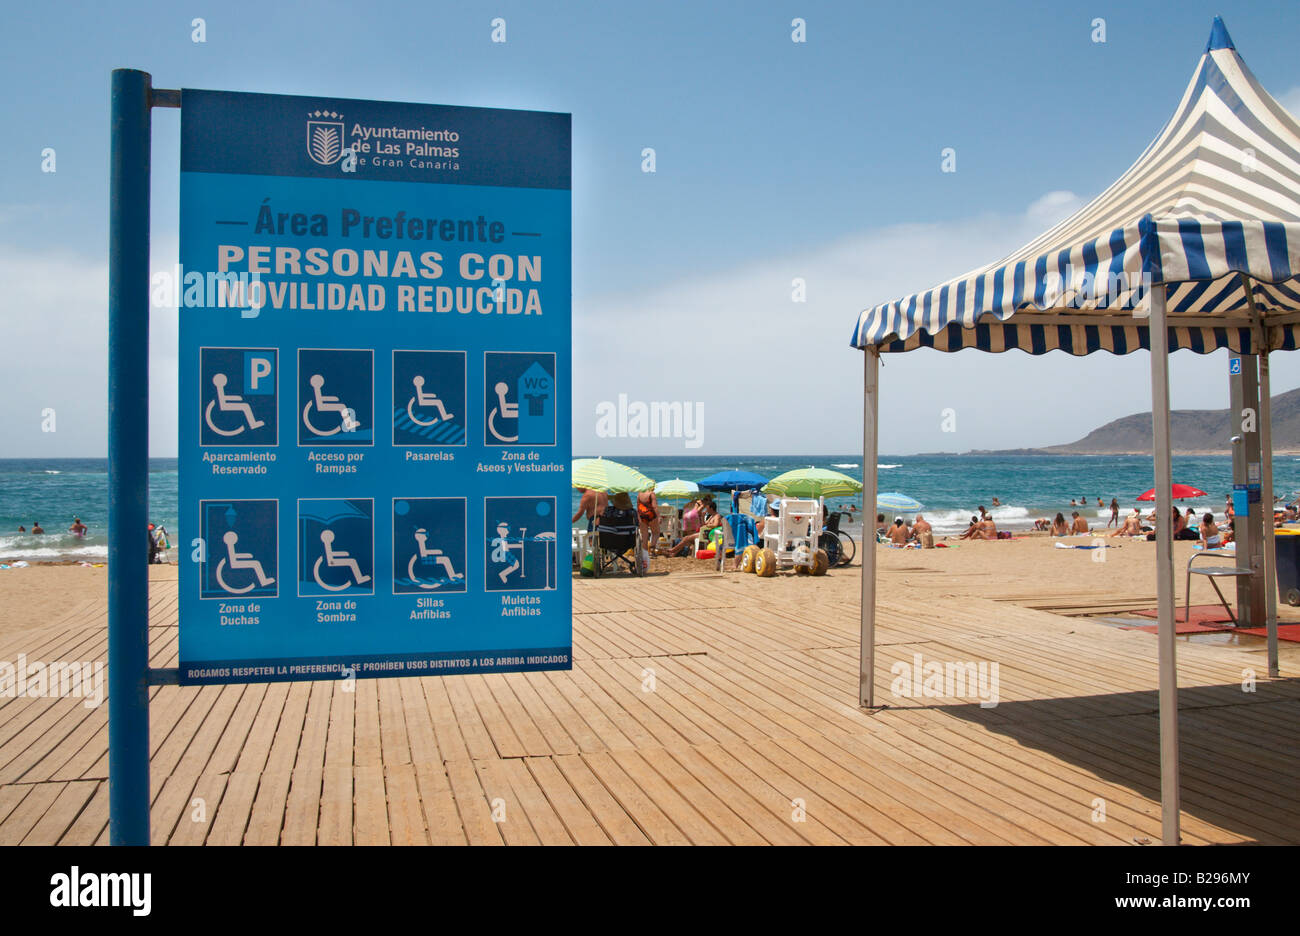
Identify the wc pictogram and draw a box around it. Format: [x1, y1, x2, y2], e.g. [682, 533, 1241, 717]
[483, 351, 556, 446]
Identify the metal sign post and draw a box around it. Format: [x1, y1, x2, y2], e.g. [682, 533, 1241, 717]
[108, 67, 158, 846]
[108, 71, 572, 845]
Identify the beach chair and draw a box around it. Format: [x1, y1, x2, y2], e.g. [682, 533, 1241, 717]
[752, 498, 827, 577]
[1185, 549, 1253, 624]
[591, 504, 644, 577]
[657, 503, 680, 548]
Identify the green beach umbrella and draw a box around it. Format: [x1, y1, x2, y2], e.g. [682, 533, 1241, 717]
[654, 478, 700, 501]
[571, 457, 654, 493]
[763, 467, 863, 499]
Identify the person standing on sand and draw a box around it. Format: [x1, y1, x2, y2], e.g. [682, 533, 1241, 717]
[636, 489, 660, 555]
[1070, 512, 1089, 535]
[571, 488, 608, 531]
[1108, 498, 1120, 528]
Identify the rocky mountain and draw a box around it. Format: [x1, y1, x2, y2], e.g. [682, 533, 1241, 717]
[1021, 387, 1300, 455]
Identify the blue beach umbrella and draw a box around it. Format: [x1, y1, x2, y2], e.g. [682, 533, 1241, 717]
[697, 470, 768, 492]
[876, 492, 923, 512]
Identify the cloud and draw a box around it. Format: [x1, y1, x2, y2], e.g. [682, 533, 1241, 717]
[0, 236, 179, 456]
[573, 191, 1093, 455]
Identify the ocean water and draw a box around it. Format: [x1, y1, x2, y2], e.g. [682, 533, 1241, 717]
[1, 453, 1292, 562]
[0, 458, 178, 563]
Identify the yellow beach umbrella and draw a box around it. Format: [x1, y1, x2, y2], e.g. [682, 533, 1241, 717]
[571, 457, 654, 493]
[763, 467, 863, 499]
[654, 478, 700, 501]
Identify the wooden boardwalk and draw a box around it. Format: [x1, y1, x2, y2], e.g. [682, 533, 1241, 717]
[0, 567, 1296, 845]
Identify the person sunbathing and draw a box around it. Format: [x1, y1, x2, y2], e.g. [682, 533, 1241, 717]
[886, 518, 910, 545]
[666, 499, 721, 556]
[1070, 511, 1089, 535]
[1200, 513, 1223, 549]
[911, 515, 933, 547]
[958, 516, 981, 540]
[1110, 510, 1143, 537]
[1050, 513, 1070, 536]
[978, 516, 999, 540]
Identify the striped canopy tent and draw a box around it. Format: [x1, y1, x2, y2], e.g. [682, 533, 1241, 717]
[852, 18, 1300, 357]
[850, 18, 1294, 847]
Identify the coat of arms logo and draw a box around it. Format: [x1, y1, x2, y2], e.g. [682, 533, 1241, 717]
[306, 110, 345, 166]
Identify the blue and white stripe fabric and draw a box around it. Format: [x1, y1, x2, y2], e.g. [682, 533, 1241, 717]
[851, 18, 1300, 356]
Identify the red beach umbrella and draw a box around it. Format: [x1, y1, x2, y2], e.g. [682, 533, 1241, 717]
[1136, 484, 1208, 501]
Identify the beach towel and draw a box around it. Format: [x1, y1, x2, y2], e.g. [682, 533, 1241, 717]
[1053, 542, 1116, 550]
[725, 513, 757, 552]
[750, 494, 768, 517]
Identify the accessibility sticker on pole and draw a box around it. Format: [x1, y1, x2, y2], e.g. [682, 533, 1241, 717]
[177, 89, 571, 685]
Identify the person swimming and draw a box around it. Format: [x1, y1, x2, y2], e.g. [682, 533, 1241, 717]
[69, 517, 87, 538]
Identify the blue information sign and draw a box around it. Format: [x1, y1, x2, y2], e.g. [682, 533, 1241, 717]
[178, 89, 571, 684]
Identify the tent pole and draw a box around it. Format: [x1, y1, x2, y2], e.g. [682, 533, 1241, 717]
[1149, 283, 1180, 845]
[1259, 348, 1280, 678]
[860, 347, 879, 708]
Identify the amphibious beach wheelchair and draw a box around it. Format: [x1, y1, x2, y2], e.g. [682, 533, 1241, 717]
[741, 497, 829, 577]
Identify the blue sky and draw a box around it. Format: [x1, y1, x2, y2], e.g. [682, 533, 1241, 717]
[3, 0, 1300, 455]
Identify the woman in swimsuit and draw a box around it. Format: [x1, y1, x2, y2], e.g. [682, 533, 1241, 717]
[1200, 513, 1221, 549]
[636, 490, 660, 554]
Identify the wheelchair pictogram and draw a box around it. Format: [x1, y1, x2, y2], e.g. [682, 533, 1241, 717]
[200, 348, 277, 446]
[407, 528, 462, 588]
[298, 499, 374, 597]
[302, 374, 360, 436]
[206, 373, 266, 436]
[200, 499, 278, 600]
[312, 528, 372, 592]
[298, 349, 373, 445]
[407, 376, 454, 426]
[392, 351, 466, 446]
[393, 498, 466, 594]
[483, 352, 556, 445]
[488, 381, 519, 443]
[215, 530, 276, 593]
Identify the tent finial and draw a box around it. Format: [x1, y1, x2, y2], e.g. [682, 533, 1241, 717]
[1206, 15, 1235, 53]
